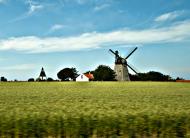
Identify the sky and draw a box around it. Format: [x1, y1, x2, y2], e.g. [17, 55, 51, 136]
[0, 0, 190, 80]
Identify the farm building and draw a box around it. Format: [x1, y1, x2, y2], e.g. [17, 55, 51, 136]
[76, 74, 89, 82]
[76, 73, 94, 82]
[37, 67, 47, 81]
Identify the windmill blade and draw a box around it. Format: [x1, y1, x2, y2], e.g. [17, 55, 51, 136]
[127, 63, 138, 74]
[125, 47, 138, 59]
[109, 49, 116, 56]
[128, 63, 140, 73]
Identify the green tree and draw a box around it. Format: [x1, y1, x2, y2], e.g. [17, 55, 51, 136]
[176, 77, 184, 81]
[93, 65, 116, 81]
[0, 77, 7, 82]
[57, 68, 78, 81]
[129, 71, 173, 81]
[47, 77, 54, 81]
[28, 78, 35, 82]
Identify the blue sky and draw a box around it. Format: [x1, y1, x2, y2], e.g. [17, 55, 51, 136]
[0, 0, 190, 80]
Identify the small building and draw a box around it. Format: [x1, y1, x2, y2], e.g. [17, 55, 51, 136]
[76, 74, 89, 82]
[76, 72, 94, 82]
[37, 67, 47, 81]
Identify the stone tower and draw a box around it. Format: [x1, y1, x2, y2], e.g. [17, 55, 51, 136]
[114, 64, 130, 81]
[109, 47, 138, 81]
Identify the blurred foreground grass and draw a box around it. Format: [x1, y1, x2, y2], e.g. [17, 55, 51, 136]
[0, 82, 190, 137]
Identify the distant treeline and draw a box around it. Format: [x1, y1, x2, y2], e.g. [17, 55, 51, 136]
[129, 71, 184, 81]
[0, 65, 185, 82]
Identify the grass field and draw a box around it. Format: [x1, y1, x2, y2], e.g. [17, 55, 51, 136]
[0, 82, 190, 137]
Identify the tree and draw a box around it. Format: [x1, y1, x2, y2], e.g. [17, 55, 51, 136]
[28, 78, 35, 82]
[176, 77, 184, 81]
[47, 77, 54, 81]
[36, 78, 42, 82]
[0, 77, 7, 82]
[129, 71, 173, 81]
[93, 65, 116, 81]
[57, 68, 78, 81]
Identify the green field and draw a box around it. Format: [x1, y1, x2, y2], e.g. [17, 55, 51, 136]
[0, 82, 190, 137]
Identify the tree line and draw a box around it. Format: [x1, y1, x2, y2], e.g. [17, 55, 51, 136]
[0, 65, 184, 82]
[56, 65, 183, 81]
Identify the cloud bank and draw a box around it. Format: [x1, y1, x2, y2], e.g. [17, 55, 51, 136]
[0, 21, 190, 53]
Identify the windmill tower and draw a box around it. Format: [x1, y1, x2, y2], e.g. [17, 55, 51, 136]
[39, 67, 47, 81]
[109, 47, 138, 81]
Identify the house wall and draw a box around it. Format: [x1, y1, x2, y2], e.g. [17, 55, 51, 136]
[76, 74, 89, 82]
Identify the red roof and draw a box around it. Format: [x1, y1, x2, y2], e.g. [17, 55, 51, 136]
[84, 73, 94, 79]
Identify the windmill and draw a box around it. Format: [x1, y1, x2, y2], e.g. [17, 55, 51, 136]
[109, 47, 138, 81]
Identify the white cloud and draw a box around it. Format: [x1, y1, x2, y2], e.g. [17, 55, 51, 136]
[0, 21, 190, 53]
[1, 64, 36, 71]
[27, 0, 43, 15]
[50, 24, 65, 32]
[155, 11, 184, 22]
[9, 0, 44, 22]
[94, 4, 110, 12]
[28, 4, 43, 14]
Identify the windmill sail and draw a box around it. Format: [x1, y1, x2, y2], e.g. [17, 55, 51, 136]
[127, 64, 138, 74]
[125, 47, 138, 59]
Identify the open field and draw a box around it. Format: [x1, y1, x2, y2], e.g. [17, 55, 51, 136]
[0, 82, 190, 137]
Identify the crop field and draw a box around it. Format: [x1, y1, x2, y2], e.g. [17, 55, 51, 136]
[0, 82, 190, 137]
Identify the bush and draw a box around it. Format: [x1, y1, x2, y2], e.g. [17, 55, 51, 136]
[47, 77, 54, 81]
[28, 78, 35, 82]
[129, 71, 173, 81]
[0, 77, 7, 82]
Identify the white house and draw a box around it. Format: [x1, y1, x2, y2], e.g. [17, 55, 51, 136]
[76, 74, 89, 82]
